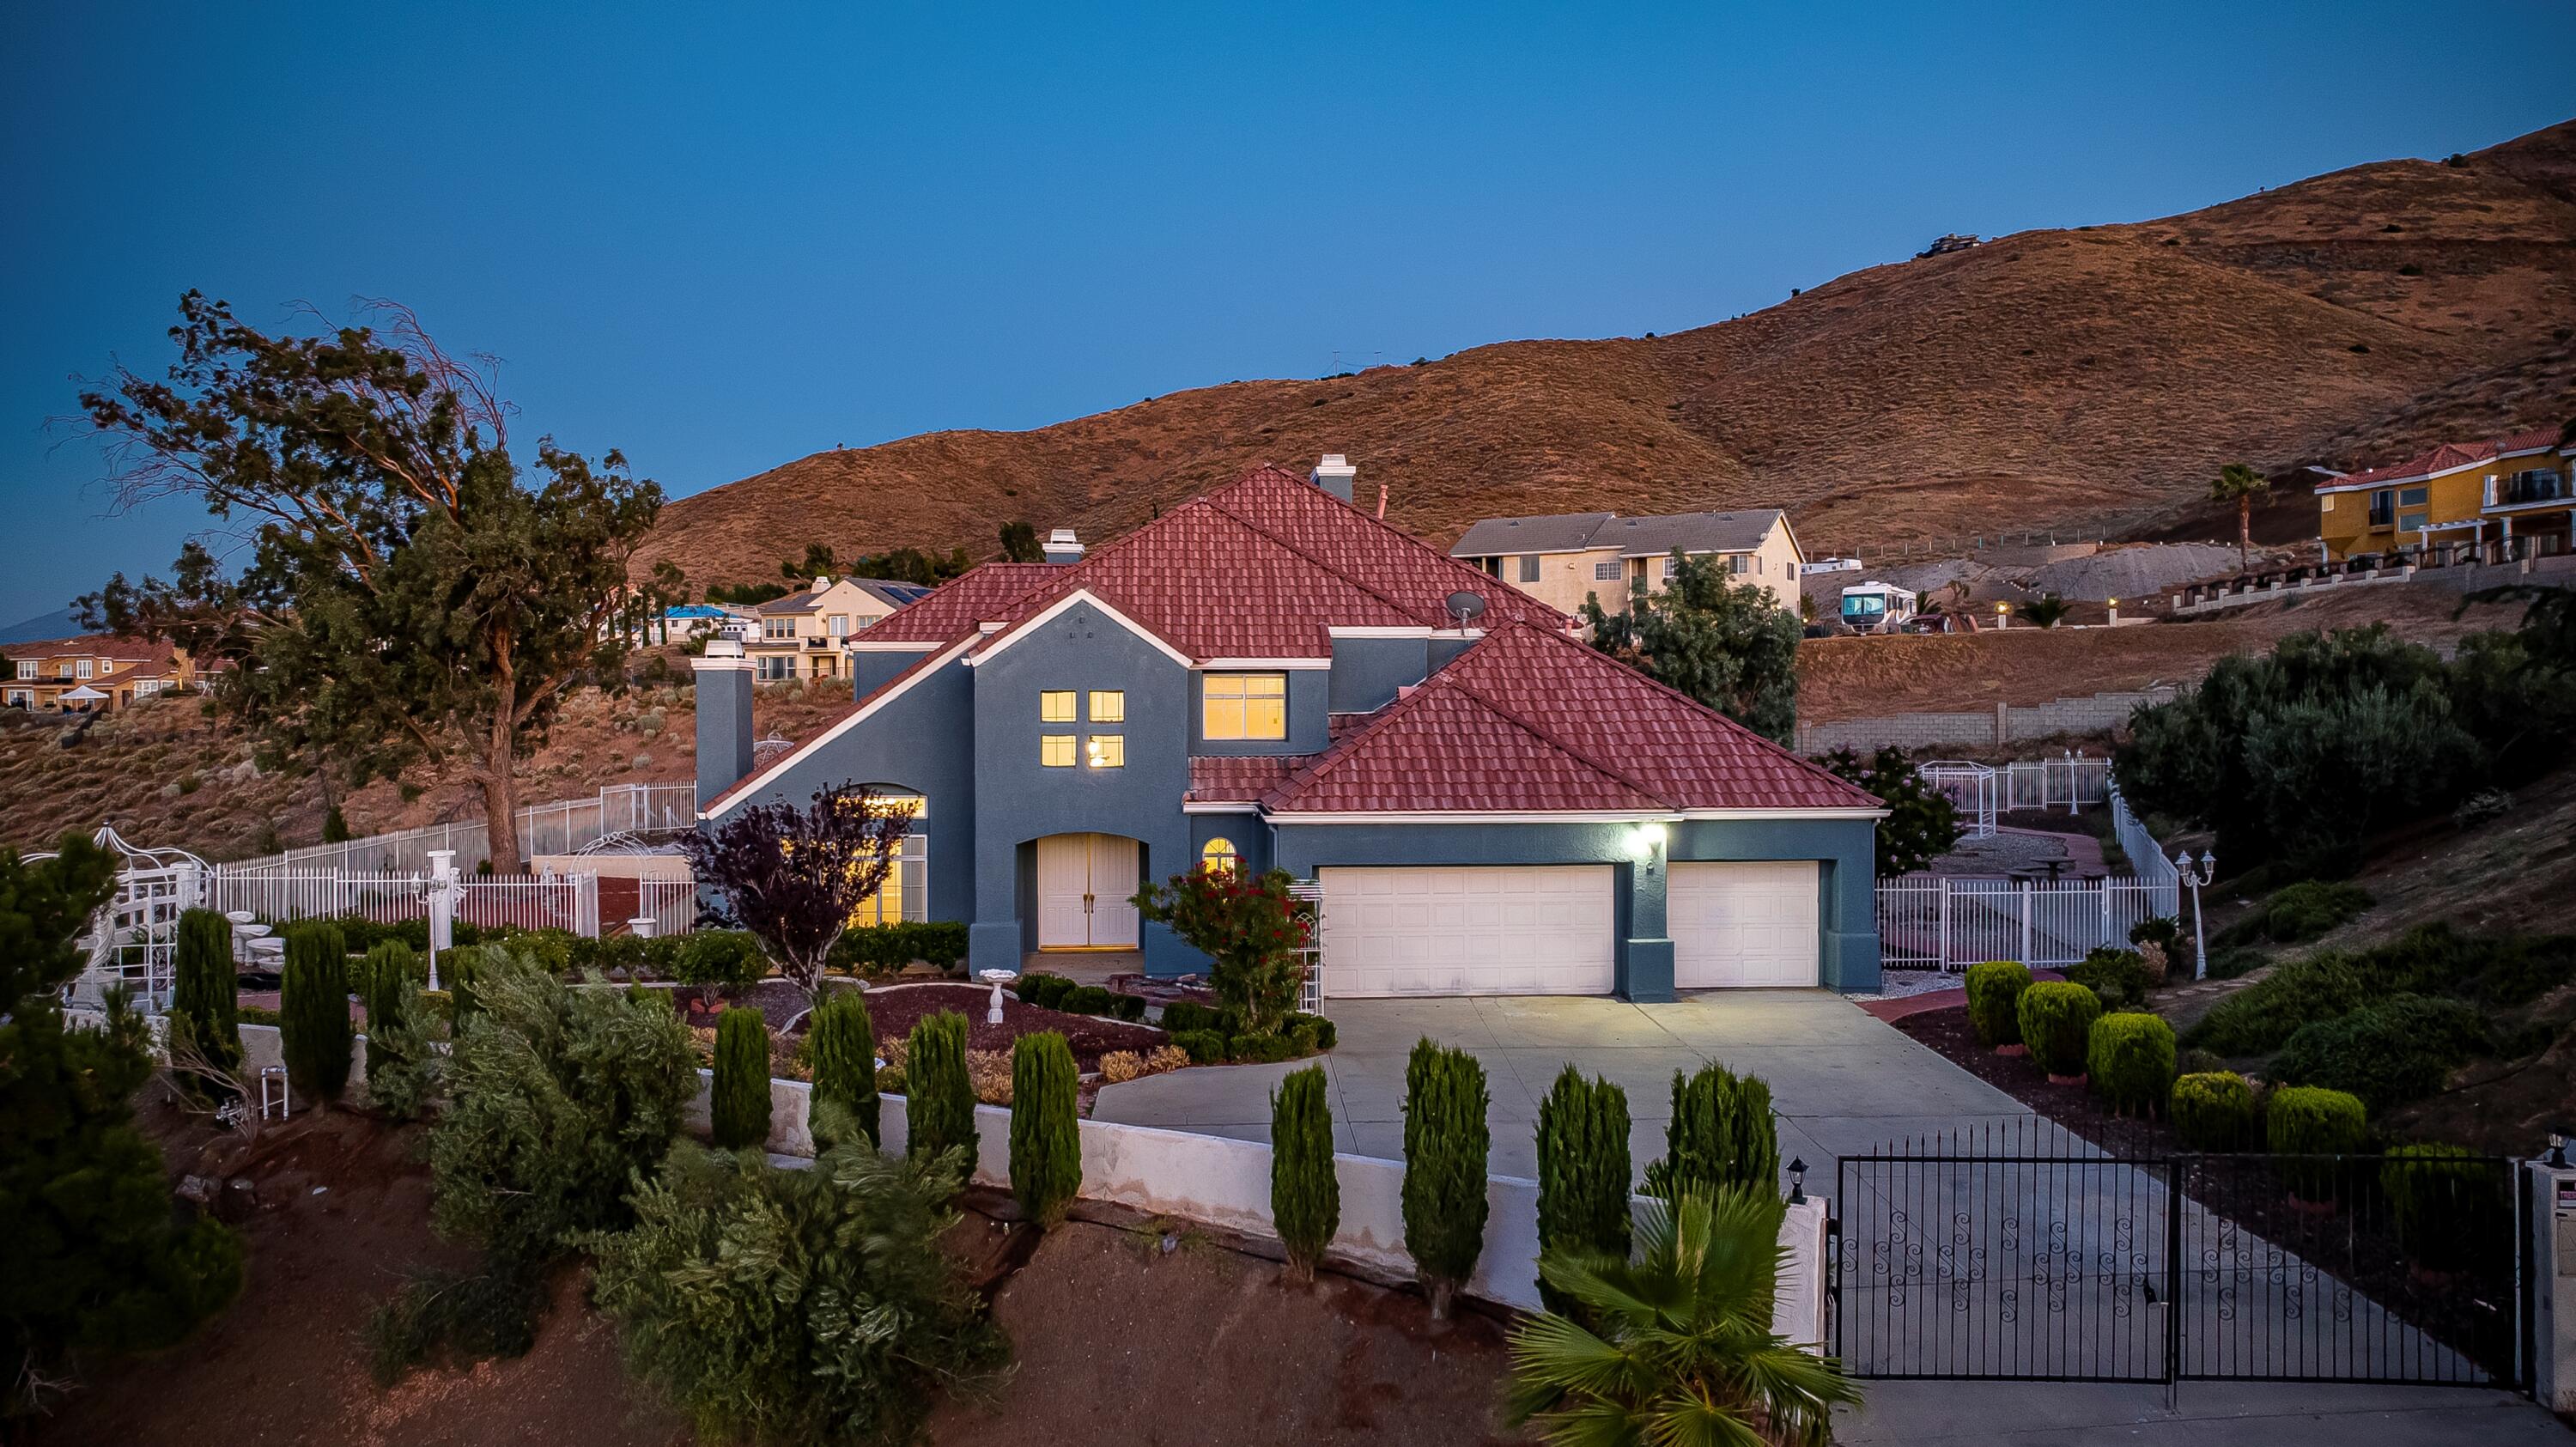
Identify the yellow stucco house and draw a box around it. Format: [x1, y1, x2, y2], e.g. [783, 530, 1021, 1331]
[2317, 428, 2572, 562]
[1449, 508, 1805, 614]
[744, 575, 935, 681]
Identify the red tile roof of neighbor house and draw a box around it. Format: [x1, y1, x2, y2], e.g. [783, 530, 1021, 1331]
[855, 563, 1066, 642]
[0, 634, 177, 666]
[2318, 428, 2564, 491]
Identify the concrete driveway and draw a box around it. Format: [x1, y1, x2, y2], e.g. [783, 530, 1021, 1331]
[1091, 989, 2033, 1183]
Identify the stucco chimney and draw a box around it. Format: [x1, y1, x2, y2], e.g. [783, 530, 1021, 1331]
[1042, 528, 1084, 564]
[692, 637, 756, 804]
[1311, 453, 1358, 504]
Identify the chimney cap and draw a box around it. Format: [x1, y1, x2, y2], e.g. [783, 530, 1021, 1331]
[1315, 453, 1356, 475]
[1046, 527, 1078, 544]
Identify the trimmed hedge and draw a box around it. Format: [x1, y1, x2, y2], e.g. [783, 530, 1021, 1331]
[281, 921, 353, 1106]
[1271, 1065, 1340, 1282]
[1965, 961, 2031, 1047]
[710, 1007, 772, 1151]
[1172, 1029, 1226, 1065]
[2234, 879, 2372, 945]
[1400, 1039, 1489, 1321]
[1535, 1066, 1631, 1315]
[1227, 1033, 1300, 1064]
[905, 1011, 977, 1165]
[1286, 1012, 1336, 1051]
[2169, 1072, 2257, 1150]
[2086, 1012, 2176, 1116]
[675, 930, 768, 1006]
[2266, 1085, 2366, 1202]
[1646, 1063, 1777, 1202]
[2014, 981, 2101, 1077]
[2066, 948, 2155, 1010]
[2380, 1144, 2503, 1273]
[1157, 999, 1227, 1034]
[806, 989, 879, 1147]
[2188, 951, 2371, 1055]
[829, 920, 970, 974]
[2269, 994, 2488, 1110]
[1009, 1033, 1081, 1227]
[1016, 972, 1075, 1009]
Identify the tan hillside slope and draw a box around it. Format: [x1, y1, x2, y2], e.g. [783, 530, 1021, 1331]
[638, 119, 2576, 588]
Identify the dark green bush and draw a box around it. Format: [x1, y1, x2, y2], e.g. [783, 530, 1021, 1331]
[1157, 998, 1223, 1033]
[597, 931, 683, 982]
[1965, 961, 2031, 1047]
[1103, 992, 1147, 1022]
[2014, 981, 2101, 1077]
[1009, 1033, 1081, 1227]
[1401, 1038, 1490, 1321]
[1271, 1065, 1340, 1282]
[675, 930, 768, 1009]
[281, 921, 353, 1106]
[1227, 1033, 1300, 1064]
[711, 1008, 772, 1151]
[1285, 1012, 1335, 1051]
[831, 920, 972, 975]
[169, 909, 241, 1092]
[2169, 1072, 2257, 1150]
[2360, 922, 2575, 1006]
[1285, 1018, 1321, 1055]
[2269, 994, 2488, 1110]
[2067, 948, 2155, 1010]
[2380, 1144, 2506, 1273]
[1645, 1062, 1777, 1201]
[806, 989, 879, 1148]
[1015, 971, 1073, 1008]
[1172, 1029, 1226, 1065]
[1059, 984, 1114, 1016]
[2265, 1085, 2366, 1202]
[2204, 945, 2269, 981]
[361, 939, 422, 1033]
[2252, 880, 2372, 943]
[2086, 1012, 2177, 1115]
[508, 927, 589, 975]
[1535, 1066, 1631, 1314]
[2187, 951, 2369, 1055]
[237, 1003, 283, 1027]
[367, 1266, 542, 1385]
[2129, 915, 2184, 955]
[905, 1011, 976, 1167]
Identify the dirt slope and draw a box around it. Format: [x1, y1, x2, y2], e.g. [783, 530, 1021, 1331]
[639, 120, 2576, 588]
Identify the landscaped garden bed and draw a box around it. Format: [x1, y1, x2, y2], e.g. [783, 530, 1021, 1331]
[861, 981, 1167, 1070]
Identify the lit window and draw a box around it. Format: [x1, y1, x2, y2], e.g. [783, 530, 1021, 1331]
[1041, 733, 1076, 767]
[1086, 733, 1125, 769]
[1593, 560, 1622, 581]
[1089, 690, 1125, 722]
[1202, 672, 1286, 740]
[1201, 837, 1239, 873]
[1040, 690, 1076, 723]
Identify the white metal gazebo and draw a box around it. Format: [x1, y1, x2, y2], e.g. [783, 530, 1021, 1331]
[1918, 761, 1998, 837]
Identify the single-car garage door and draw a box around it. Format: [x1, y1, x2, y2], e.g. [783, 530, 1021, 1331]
[1319, 866, 1615, 997]
[1669, 860, 1820, 988]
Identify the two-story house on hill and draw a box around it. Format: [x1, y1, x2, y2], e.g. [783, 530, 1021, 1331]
[2, 635, 199, 711]
[2316, 428, 2573, 562]
[744, 575, 938, 682]
[693, 460, 1883, 1002]
[1449, 508, 1804, 615]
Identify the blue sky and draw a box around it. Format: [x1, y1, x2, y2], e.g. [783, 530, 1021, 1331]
[3, 2, 2569, 626]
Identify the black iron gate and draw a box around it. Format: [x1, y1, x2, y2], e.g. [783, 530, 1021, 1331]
[1832, 1134, 2530, 1389]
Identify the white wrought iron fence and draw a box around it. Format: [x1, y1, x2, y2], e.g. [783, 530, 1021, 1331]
[2107, 770, 2178, 891]
[634, 877, 702, 937]
[1875, 873, 2178, 970]
[468, 874, 598, 936]
[1920, 761, 1998, 837]
[2000, 754, 2111, 813]
[207, 867, 428, 924]
[218, 782, 698, 876]
[1289, 878, 1323, 1013]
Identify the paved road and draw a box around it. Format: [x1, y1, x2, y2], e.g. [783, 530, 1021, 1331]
[1838, 1380, 2567, 1445]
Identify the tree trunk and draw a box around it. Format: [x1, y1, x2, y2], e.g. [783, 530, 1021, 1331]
[2238, 498, 2252, 575]
[481, 769, 522, 874]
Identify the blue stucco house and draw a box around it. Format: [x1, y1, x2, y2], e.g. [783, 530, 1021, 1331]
[694, 460, 1884, 1001]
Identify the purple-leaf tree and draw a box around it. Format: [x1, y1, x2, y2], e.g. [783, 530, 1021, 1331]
[682, 782, 917, 1008]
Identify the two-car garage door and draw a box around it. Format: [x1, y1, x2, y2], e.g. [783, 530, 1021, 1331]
[1316, 860, 1821, 996]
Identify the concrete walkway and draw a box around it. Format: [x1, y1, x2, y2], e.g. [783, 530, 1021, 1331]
[1837, 1380, 2568, 1445]
[1091, 990, 2034, 1183]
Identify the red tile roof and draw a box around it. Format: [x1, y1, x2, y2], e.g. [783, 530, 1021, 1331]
[0, 634, 176, 665]
[1262, 623, 1881, 814]
[2318, 429, 2565, 492]
[858, 563, 1064, 642]
[1187, 755, 1308, 803]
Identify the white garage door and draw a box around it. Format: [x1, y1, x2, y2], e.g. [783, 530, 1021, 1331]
[1669, 860, 1820, 988]
[1318, 866, 1615, 997]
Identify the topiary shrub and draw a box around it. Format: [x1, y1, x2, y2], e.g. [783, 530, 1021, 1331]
[1965, 961, 2032, 1048]
[1058, 984, 1114, 1016]
[1645, 1063, 1777, 1202]
[1271, 1064, 1340, 1283]
[1285, 1012, 1336, 1051]
[359, 939, 429, 1114]
[2169, 1072, 2257, 1150]
[1008, 1032, 1080, 1228]
[2014, 981, 2101, 1078]
[2265, 1085, 2366, 1204]
[281, 921, 353, 1107]
[1401, 1038, 1490, 1321]
[805, 989, 879, 1148]
[2268, 994, 2487, 1110]
[1016, 972, 1074, 1009]
[710, 1008, 773, 1152]
[905, 1011, 976, 1168]
[1157, 999, 1224, 1033]
[1534, 1066, 1631, 1315]
[169, 908, 241, 1095]
[2066, 948, 2154, 1010]
[1172, 1028, 1226, 1065]
[2086, 1012, 2177, 1116]
[2380, 1144, 2504, 1274]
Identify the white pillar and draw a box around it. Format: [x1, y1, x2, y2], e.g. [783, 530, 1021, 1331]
[2531, 1155, 2576, 1414]
[425, 848, 460, 990]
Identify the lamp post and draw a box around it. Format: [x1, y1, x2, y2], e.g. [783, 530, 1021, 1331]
[2106, 597, 2119, 626]
[1995, 600, 2008, 631]
[2174, 849, 2216, 980]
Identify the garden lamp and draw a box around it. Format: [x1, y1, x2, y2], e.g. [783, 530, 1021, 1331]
[1788, 1157, 1807, 1205]
[2550, 1132, 2568, 1169]
[2173, 850, 2215, 981]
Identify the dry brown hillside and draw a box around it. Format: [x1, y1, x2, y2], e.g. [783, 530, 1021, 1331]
[639, 120, 2576, 587]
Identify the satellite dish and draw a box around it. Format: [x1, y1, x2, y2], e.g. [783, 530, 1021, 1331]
[1444, 591, 1487, 627]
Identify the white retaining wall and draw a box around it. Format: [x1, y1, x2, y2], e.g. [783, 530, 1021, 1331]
[1797, 687, 2178, 753]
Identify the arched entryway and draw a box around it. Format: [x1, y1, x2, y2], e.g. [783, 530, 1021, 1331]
[1033, 832, 1141, 949]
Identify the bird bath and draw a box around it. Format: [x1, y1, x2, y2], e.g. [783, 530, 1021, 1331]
[976, 968, 1018, 1024]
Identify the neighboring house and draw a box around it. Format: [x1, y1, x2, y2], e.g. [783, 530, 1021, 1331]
[0, 635, 198, 711]
[643, 602, 750, 644]
[744, 575, 939, 682]
[1448, 508, 1804, 614]
[694, 459, 1884, 1002]
[2316, 429, 2573, 562]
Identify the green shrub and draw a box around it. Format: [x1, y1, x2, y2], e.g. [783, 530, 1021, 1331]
[2186, 951, 2369, 1055]
[2204, 945, 2268, 981]
[2269, 994, 2488, 1110]
[1965, 961, 2031, 1047]
[2086, 1013, 2177, 1115]
[806, 990, 879, 1148]
[2066, 948, 2154, 1010]
[1271, 1064, 1340, 1282]
[237, 1004, 283, 1027]
[1059, 984, 1114, 1016]
[2380, 1144, 2505, 1273]
[1285, 1018, 1321, 1055]
[281, 921, 353, 1106]
[1227, 1033, 1300, 1064]
[1103, 992, 1147, 1023]
[2129, 915, 2184, 955]
[366, 1266, 542, 1385]
[1645, 1063, 1777, 1202]
[1401, 1038, 1490, 1321]
[831, 920, 972, 975]
[1008, 1032, 1081, 1227]
[2014, 981, 2101, 1077]
[2265, 1085, 2366, 1203]
[1017, 972, 1074, 1009]
[2360, 922, 2575, 1006]
[360, 939, 431, 1116]
[1172, 1029, 1226, 1065]
[905, 1011, 976, 1167]
[675, 930, 768, 1010]
[1285, 1012, 1336, 1051]
[507, 927, 588, 975]
[1535, 1066, 1631, 1315]
[1157, 998, 1224, 1033]
[587, 1140, 1007, 1445]
[169, 909, 241, 1093]
[2169, 1072, 2257, 1150]
[2254, 880, 2372, 942]
[711, 1008, 773, 1152]
[597, 931, 683, 982]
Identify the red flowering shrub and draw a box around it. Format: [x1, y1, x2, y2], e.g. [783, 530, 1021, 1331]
[1132, 866, 1314, 1036]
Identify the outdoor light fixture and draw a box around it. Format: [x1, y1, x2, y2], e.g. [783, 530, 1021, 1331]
[2550, 1132, 2569, 1168]
[1788, 1157, 1807, 1205]
[2175, 849, 2216, 979]
[1627, 822, 1667, 859]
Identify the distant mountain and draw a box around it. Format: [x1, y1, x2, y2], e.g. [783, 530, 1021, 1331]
[637, 119, 2576, 587]
[0, 606, 82, 645]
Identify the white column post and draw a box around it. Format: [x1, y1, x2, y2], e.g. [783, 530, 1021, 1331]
[425, 848, 460, 991]
[2019, 879, 2032, 963]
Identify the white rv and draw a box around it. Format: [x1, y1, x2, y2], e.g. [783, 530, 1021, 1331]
[1838, 581, 1919, 634]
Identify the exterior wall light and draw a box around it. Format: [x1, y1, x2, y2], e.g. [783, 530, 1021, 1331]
[1626, 822, 1667, 859]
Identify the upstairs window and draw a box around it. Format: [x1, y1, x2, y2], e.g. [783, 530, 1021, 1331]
[1203, 672, 1286, 741]
[75, 660, 92, 678]
[1517, 555, 1541, 583]
[1089, 690, 1125, 722]
[1040, 690, 1076, 723]
[1086, 734, 1125, 769]
[12, 661, 29, 679]
[2397, 486, 2429, 508]
[762, 617, 796, 641]
[2368, 490, 2394, 526]
[1041, 733, 1076, 768]
[1593, 560, 1622, 581]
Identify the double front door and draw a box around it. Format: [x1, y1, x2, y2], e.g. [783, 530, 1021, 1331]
[1036, 833, 1140, 949]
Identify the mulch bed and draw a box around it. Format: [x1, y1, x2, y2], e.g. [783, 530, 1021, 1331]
[861, 982, 1168, 1069]
[668, 979, 823, 1033]
[1893, 1002, 2167, 1156]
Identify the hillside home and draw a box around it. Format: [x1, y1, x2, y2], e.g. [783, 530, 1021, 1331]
[1449, 508, 1804, 615]
[0, 635, 198, 711]
[744, 575, 937, 682]
[695, 459, 1883, 1002]
[2317, 429, 2573, 562]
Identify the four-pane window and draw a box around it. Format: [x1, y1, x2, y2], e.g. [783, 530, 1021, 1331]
[1041, 733, 1077, 767]
[1203, 672, 1287, 740]
[1593, 560, 1622, 581]
[1089, 690, 1125, 722]
[1040, 690, 1077, 722]
[1086, 734, 1125, 769]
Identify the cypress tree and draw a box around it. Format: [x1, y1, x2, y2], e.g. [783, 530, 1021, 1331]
[806, 988, 881, 1147]
[279, 921, 352, 1107]
[1647, 1063, 1781, 1201]
[169, 908, 241, 1092]
[1271, 1063, 1340, 1283]
[711, 1006, 773, 1151]
[1534, 1065, 1632, 1312]
[1007, 1031, 1080, 1227]
[361, 939, 421, 1038]
[905, 1010, 976, 1168]
[1400, 1037, 1490, 1320]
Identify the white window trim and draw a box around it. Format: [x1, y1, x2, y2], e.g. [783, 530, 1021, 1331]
[963, 588, 1194, 670]
[1197, 657, 1331, 671]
